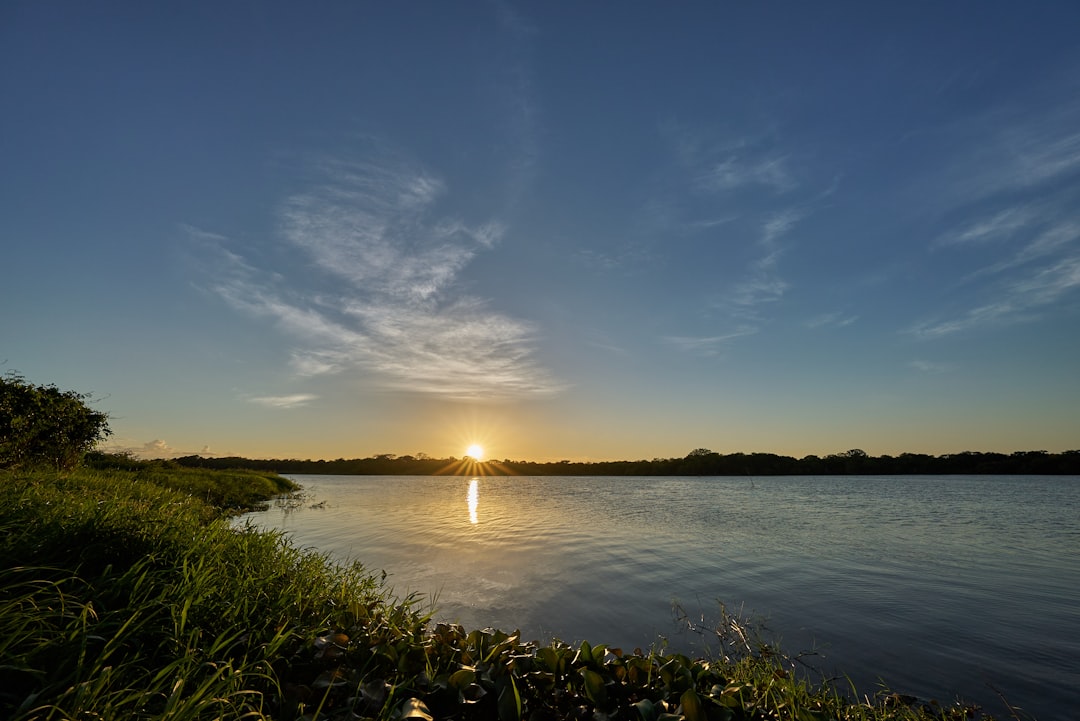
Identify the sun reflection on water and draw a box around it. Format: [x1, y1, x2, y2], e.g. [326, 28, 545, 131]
[467, 479, 479, 524]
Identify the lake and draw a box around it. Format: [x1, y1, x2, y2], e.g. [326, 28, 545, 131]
[237, 474, 1080, 720]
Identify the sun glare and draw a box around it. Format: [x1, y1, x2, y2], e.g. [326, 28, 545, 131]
[465, 444, 485, 461]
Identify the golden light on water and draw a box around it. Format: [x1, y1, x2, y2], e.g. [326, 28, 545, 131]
[467, 479, 479, 524]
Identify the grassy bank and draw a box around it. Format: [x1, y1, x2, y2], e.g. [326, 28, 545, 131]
[1, 466, 998, 720]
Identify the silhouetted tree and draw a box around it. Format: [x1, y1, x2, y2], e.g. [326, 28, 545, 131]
[171, 446, 1080, 477]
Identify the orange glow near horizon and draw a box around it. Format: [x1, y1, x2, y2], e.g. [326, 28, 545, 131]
[436, 456, 513, 477]
[440, 406, 509, 464]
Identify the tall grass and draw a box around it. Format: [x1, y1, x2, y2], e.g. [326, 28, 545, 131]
[0, 467, 420, 720]
[0, 467, 1002, 720]
[84, 454, 298, 509]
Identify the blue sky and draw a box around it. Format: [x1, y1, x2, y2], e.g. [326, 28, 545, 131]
[3, 2, 1079, 461]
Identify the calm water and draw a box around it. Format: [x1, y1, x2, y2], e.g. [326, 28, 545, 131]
[238, 475, 1080, 720]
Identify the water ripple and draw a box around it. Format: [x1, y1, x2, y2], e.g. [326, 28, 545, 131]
[238, 474, 1080, 721]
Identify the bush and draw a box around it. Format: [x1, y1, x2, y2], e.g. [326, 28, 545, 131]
[0, 373, 112, 470]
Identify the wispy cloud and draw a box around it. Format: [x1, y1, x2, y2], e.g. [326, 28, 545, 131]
[725, 209, 802, 314]
[805, 313, 858, 329]
[729, 275, 789, 308]
[930, 179, 1078, 284]
[935, 206, 1037, 248]
[1008, 125, 1080, 189]
[694, 155, 795, 194]
[488, 0, 540, 208]
[1010, 254, 1080, 304]
[662, 121, 796, 196]
[914, 96, 1080, 339]
[247, 394, 318, 409]
[574, 244, 655, 272]
[197, 146, 563, 401]
[909, 255, 1080, 338]
[956, 218, 1080, 287]
[937, 100, 1080, 205]
[654, 123, 831, 343]
[908, 360, 953, 374]
[761, 209, 802, 247]
[664, 328, 757, 356]
[588, 340, 630, 357]
[179, 223, 228, 243]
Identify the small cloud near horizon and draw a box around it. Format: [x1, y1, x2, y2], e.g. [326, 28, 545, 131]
[101, 438, 217, 459]
[142, 439, 173, 457]
[247, 393, 319, 409]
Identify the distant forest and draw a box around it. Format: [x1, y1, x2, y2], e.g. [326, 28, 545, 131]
[169, 448, 1080, 476]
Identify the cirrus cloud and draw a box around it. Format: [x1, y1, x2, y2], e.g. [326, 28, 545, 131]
[195, 143, 563, 402]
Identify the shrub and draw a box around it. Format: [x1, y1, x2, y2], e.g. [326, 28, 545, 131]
[0, 373, 112, 470]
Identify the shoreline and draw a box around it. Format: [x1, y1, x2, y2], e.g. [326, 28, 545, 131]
[1, 465, 1016, 720]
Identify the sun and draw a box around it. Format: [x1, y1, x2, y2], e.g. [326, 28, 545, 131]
[465, 444, 485, 461]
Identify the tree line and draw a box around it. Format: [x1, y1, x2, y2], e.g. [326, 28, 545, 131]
[4, 372, 1077, 476]
[167, 446, 1080, 476]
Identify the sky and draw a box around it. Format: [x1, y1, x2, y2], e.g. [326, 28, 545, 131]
[3, 2, 1079, 462]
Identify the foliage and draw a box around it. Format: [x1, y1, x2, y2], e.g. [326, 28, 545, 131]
[0, 373, 112, 471]
[0, 465, 1000, 720]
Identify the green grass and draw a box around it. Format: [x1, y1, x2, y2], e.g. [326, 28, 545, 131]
[85, 453, 299, 510]
[0, 465, 1003, 720]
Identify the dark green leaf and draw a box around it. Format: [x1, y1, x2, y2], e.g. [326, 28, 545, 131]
[582, 668, 607, 707]
[680, 689, 705, 721]
[497, 676, 522, 721]
[449, 668, 477, 689]
[633, 698, 658, 721]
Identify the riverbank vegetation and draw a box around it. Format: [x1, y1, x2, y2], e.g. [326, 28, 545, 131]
[0, 375, 1026, 718]
[2, 462, 1005, 720]
[171, 447, 1080, 477]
